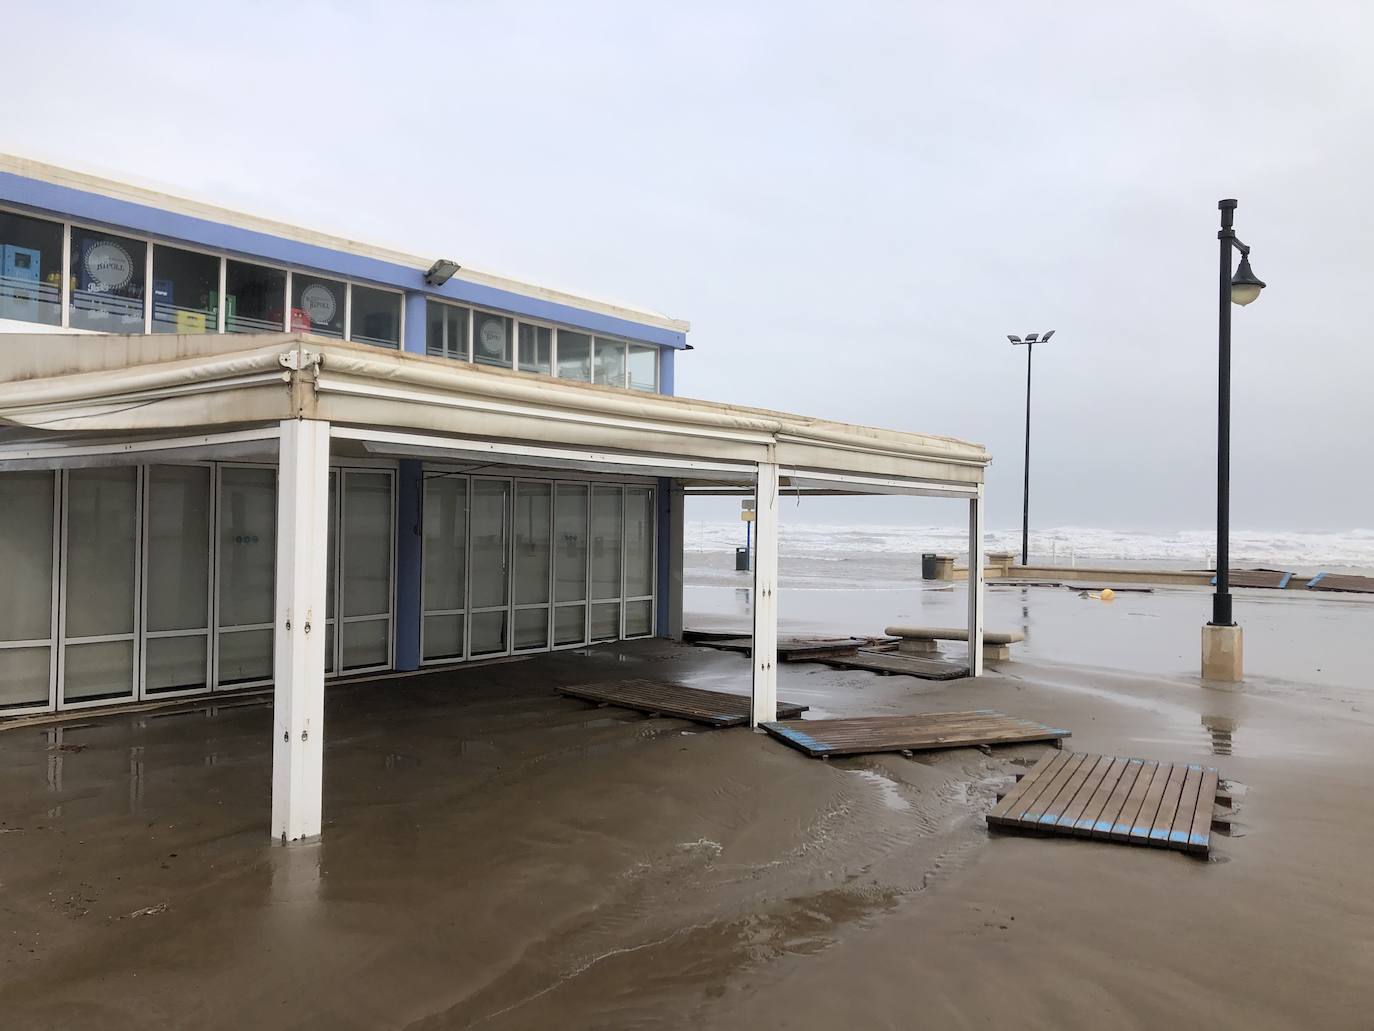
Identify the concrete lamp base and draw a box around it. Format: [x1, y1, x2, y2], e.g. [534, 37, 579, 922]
[1201, 623, 1244, 683]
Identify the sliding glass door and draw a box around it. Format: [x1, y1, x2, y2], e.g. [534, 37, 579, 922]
[337, 469, 394, 673]
[513, 481, 553, 652]
[0, 471, 58, 712]
[143, 465, 213, 696]
[590, 485, 623, 642]
[422, 474, 467, 662]
[468, 478, 511, 657]
[553, 483, 589, 647]
[60, 468, 140, 706]
[215, 465, 276, 688]
[623, 487, 656, 638]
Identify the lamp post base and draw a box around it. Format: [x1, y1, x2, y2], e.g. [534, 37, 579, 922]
[1202, 622, 1244, 682]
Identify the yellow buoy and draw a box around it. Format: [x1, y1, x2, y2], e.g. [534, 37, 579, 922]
[1100, 588, 1116, 602]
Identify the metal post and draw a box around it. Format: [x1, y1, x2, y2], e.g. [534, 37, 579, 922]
[1214, 200, 1235, 627]
[968, 486, 986, 677]
[271, 418, 331, 843]
[1021, 341, 1033, 566]
[750, 461, 779, 727]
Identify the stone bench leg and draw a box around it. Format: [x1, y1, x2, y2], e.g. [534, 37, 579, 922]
[898, 639, 941, 656]
[982, 643, 1011, 662]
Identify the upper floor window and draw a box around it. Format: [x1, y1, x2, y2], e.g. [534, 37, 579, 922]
[427, 300, 469, 360]
[291, 273, 345, 338]
[0, 211, 63, 327]
[473, 310, 512, 367]
[70, 227, 146, 332]
[226, 260, 285, 333]
[350, 285, 400, 348]
[593, 336, 626, 386]
[518, 323, 552, 375]
[152, 245, 219, 334]
[557, 330, 592, 382]
[628, 344, 658, 392]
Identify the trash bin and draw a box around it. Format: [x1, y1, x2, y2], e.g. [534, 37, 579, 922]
[735, 546, 751, 572]
[921, 553, 939, 580]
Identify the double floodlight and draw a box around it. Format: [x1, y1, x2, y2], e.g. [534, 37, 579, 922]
[424, 258, 461, 286]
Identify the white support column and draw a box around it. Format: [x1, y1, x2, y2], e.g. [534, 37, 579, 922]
[751, 460, 780, 727]
[271, 418, 331, 844]
[967, 484, 986, 677]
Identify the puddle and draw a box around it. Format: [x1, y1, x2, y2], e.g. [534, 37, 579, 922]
[849, 769, 912, 812]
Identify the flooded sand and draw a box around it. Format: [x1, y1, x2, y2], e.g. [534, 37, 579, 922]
[2, 626, 1373, 1028]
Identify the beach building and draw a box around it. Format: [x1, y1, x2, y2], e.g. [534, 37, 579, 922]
[0, 155, 990, 841]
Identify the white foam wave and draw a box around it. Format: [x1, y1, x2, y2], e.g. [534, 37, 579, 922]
[684, 522, 1374, 570]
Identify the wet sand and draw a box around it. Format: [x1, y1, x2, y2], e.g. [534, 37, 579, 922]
[2, 610, 1373, 1028]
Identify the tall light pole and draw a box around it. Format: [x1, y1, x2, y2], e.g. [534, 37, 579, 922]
[1204, 198, 1265, 681]
[1007, 330, 1055, 567]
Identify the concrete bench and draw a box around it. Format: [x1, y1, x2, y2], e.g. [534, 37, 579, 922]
[884, 625, 1026, 662]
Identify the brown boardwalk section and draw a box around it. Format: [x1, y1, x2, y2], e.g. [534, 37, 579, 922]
[809, 649, 969, 681]
[686, 635, 881, 661]
[987, 751, 1221, 857]
[1307, 572, 1374, 594]
[761, 710, 1068, 758]
[557, 679, 806, 728]
[1218, 568, 1293, 589]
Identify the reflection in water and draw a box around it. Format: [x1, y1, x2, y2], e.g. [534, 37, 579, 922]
[1202, 714, 1236, 756]
[128, 745, 145, 814]
[270, 839, 323, 916]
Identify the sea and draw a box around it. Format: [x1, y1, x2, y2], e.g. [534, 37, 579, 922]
[685, 522, 1374, 583]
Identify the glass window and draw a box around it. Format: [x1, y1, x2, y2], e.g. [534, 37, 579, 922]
[591, 485, 623, 600]
[624, 487, 655, 598]
[350, 285, 400, 348]
[70, 227, 146, 332]
[226, 260, 286, 333]
[291, 273, 345, 338]
[0, 211, 63, 326]
[152, 246, 220, 334]
[473, 310, 512, 367]
[427, 301, 469, 360]
[518, 323, 552, 375]
[593, 337, 627, 387]
[628, 345, 658, 392]
[557, 330, 592, 382]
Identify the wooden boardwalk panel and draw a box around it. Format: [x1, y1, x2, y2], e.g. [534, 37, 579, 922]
[1307, 573, 1374, 594]
[557, 679, 806, 728]
[990, 751, 1221, 857]
[762, 710, 1069, 758]
[808, 650, 969, 681]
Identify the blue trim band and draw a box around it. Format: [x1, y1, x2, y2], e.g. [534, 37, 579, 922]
[0, 170, 687, 349]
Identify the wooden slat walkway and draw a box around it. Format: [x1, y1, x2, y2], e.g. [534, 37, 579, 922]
[1210, 568, 1292, 589]
[987, 751, 1221, 857]
[761, 710, 1069, 758]
[1307, 572, 1374, 594]
[557, 679, 806, 728]
[687, 636, 879, 661]
[808, 648, 969, 681]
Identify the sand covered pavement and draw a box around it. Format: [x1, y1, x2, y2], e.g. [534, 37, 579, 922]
[1, 635, 1371, 1029]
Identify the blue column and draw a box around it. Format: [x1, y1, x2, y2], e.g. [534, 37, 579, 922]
[403, 292, 428, 356]
[660, 348, 675, 396]
[395, 290, 428, 671]
[394, 459, 423, 671]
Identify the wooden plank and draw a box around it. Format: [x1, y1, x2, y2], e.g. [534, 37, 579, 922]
[809, 651, 969, 681]
[1306, 573, 1374, 594]
[990, 754, 1073, 828]
[1147, 763, 1190, 846]
[1124, 761, 1174, 846]
[1186, 767, 1220, 855]
[1018, 753, 1088, 823]
[1090, 758, 1144, 839]
[987, 752, 1062, 822]
[1055, 755, 1116, 831]
[1167, 764, 1205, 848]
[558, 680, 806, 728]
[1108, 759, 1160, 841]
[763, 710, 1070, 759]
[1071, 755, 1130, 836]
[1035, 753, 1102, 828]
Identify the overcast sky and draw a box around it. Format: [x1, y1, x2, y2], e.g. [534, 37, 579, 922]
[6, 2, 1371, 531]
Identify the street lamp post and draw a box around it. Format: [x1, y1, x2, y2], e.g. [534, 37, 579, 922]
[1007, 330, 1055, 567]
[1205, 198, 1265, 681]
